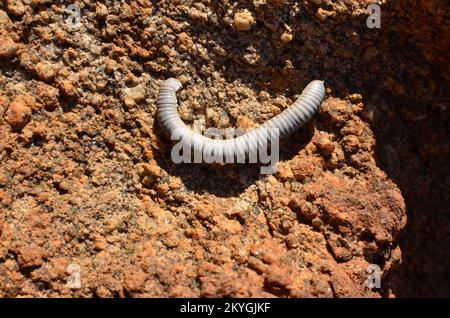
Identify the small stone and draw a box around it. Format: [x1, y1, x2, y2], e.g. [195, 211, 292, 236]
[93, 238, 107, 251]
[236, 115, 255, 131]
[0, 34, 18, 59]
[234, 10, 256, 31]
[17, 244, 44, 268]
[177, 32, 194, 51]
[327, 152, 339, 169]
[312, 217, 323, 229]
[124, 85, 146, 107]
[58, 79, 75, 97]
[285, 233, 298, 249]
[273, 96, 288, 109]
[281, 31, 293, 44]
[95, 286, 111, 298]
[342, 135, 360, 154]
[205, 108, 217, 125]
[35, 81, 60, 110]
[315, 137, 335, 156]
[101, 129, 116, 147]
[276, 162, 294, 181]
[348, 94, 363, 103]
[138, 163, 161, 187]
[141, 176, 155, 187]
[0, 10, 13, 31]
[49, 257, 69, 279]
[316, 8, 335, 21]
[95, 3, 108, 18]
[35, 61, 59, 82]
[6, 0, 26, 16]
[156, 183, 169, 196]
[258, 91, 270, 102]
[105, 58, 117, 73]
[280, 219, 293, 231]
[124, 268, 147, 293]
[105, 215, 122, 233]
[88, 93, 105, 107]
[58, 180, 70, 192]
[6, 99, 32, 131]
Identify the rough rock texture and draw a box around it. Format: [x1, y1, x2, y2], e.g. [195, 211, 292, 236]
[0, 0, 448, 297]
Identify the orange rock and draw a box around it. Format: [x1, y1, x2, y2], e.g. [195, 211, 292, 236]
[93, 238, 107, 251]
[236, 115, 255, 131]
[0, 10, 13, 31]
[177, 32, 194, 51]
[276, 162, 294, 181]
[95, 286, 111, 298]
[58, 80, 76, 97]
[0, 33, 17, 59]
[17, 244, 44, 269]
[315, 136, 336, 156]
[234, 10, 255, 31]
[33, 82, 59, 110]
[5, 99, 31, 131]
[124, 268, 148, 293]
[291, 156, 322, 182]
[280, 31, 293, 44]
[6, 0, 26, 16]
[35, 61, 59, 82]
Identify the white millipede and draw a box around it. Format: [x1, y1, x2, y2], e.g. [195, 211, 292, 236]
[157, 78, 325, 164]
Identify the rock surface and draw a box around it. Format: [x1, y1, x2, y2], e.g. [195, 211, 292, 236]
[0, 0, 448, 297]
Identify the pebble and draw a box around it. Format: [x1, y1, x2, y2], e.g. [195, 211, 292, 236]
[315, 137, 335, 156]
[124, 85, 146, 107]
[95, 286, 111, 298]
[316, 8, 335, 21]
[312, 217, 323, 229]
[34, 81, 60, 110]
[348, 93, 363, 103]
[17, 244, 44, 268]
[58, 80, 76, 97]
[234, 10, 256, 31]
[6, 0, 26, 16]
[0, 34, 18, 59]
[0, 10, 13, 31]
[35, 61, 59, 82]
[258, 91, 270, 102]
[96, 3, 109, 19]
[93, 238, 107, 251]
[138, 163, 161, 187]
[276, 162, 294, 181]
[177, 32, 194, 51]
[342, 135, 360, 154]
[6, 99, 32, 131]
[281, 30, 293, 44]
[236, 115, 255, 131]
[58, 180, 70, 192]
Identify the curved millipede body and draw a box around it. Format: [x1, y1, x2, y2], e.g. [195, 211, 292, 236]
[157, 78, 325, 164]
